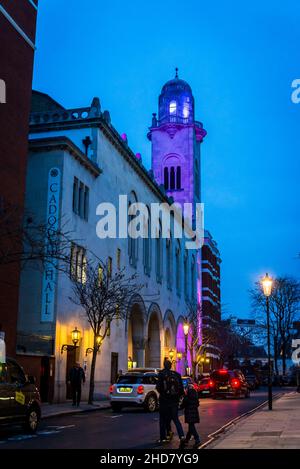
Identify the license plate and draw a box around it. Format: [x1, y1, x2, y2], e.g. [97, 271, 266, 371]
[118, 387, 132, 393]
[202, 390, 210, 394]
[219, 386, 228, 390]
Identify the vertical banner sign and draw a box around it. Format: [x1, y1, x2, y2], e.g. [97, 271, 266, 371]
[41, 168, 61, 322]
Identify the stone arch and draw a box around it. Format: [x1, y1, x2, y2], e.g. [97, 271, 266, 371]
[163, 309, 176, 360]
[127, 294, 146, 368]
[145, 303, 163, 368]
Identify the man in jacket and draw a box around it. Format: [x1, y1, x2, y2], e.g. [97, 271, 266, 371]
[156, 358, 185, 448]
[69, 362, 85, 407]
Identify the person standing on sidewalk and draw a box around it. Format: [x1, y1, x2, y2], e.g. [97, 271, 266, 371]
[182, 384, 201, 448]
[156, 358, 185, 448]
[69, 362, 85, 407]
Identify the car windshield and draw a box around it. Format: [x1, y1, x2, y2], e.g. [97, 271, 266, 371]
[117, 375, 143, 384]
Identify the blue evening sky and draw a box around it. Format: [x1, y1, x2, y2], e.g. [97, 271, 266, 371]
[32, 0, 300, 317]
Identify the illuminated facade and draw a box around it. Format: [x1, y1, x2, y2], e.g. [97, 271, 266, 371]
[17, 73, 220, 402]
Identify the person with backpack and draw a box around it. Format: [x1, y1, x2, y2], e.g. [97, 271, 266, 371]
[182, 383, 201, 448]
[156, 358, 185, 448]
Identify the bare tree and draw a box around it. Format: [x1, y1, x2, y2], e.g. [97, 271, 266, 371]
[250, 276, 300, 374]
[186, 301, 221, 378]
[70, 258, 142, 404]
[0, 200, 73, 277]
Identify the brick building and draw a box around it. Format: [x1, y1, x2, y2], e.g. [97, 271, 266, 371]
[201, 230, 221, 371]
[0, 1, 38, 356]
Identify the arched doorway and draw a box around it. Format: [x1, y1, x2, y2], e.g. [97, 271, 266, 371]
[127, 300, 145, 368]
[145, 310, 161, 368]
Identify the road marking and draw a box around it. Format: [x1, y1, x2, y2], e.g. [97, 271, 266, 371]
[111, 414, 123, 419]
[46, 425, 75, 430]
[7, 434, 37, 441]
[37, 430, 61, 435]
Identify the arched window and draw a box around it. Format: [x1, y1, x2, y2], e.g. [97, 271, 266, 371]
[176, 166, 181, 190]
[169, 100, 177, 115]
[175, 241, 181, 296]
[164, 167, 169, 190]
[143, 207, 151, 275]
[170, 167, 175, 190]
[166, 236, 172, 290]
[184, 250, 188, 299]
[155, 221, 163, 283]
[128, 191, 138, 268]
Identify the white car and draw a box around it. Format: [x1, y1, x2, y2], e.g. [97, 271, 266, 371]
[109, 369, 159, 412]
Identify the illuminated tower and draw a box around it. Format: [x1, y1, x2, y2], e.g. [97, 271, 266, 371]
[148, 68, 206, 213]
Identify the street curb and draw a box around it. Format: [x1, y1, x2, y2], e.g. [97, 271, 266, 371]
[42, 403, 111, 420]
[199, 392, 288, 449]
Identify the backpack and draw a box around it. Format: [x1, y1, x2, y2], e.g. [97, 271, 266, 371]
[161, 370, 181, 398]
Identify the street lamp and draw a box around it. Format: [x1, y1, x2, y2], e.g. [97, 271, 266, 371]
[261, 273, 273, 410]
[169, 348, 175, 361]
[85, 334, 103, 356]
[177, 351, 183, 360]
[61, 326, 81, 354]
[183, 319, 190, 375]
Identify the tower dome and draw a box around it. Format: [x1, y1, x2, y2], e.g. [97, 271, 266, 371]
[158, 68, 194, 124]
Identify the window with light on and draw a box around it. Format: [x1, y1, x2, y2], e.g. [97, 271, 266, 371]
[169, 100, 177, 115]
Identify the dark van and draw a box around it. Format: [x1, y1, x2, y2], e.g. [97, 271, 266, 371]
[0, 358, 41, 432]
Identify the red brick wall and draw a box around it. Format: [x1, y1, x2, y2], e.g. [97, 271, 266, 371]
[0, 3, 38, 356]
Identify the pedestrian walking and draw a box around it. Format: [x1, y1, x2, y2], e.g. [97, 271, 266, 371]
[156, 358, 185, 448]
[69, 362, 85, 407]
[182, 384, 201, 448]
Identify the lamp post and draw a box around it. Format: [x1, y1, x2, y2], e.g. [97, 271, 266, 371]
[183, 319, 189, 375]
[262, 273, 273, 410]
[61, 326, 81, 354]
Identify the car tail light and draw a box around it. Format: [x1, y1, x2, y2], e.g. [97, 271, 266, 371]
[218, 369, 228, 374]
[137, 385, 144, 394]
[209, 380, 214, 387]
[231, 379, 240, 388]
[109, 385, 114, 393]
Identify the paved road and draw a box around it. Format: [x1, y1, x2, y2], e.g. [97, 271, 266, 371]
[0, 388, 286, 449]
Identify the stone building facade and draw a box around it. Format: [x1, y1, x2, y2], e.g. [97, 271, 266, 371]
[17, 73, 220, 402]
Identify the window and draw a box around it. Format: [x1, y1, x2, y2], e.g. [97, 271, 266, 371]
[72, 177, 89, 220]
[164, 166, 181, 191]
[166, 237, 172, 290]
[169, 100, 177, 115]
[128, 192, 138, 268]
[143, 209, 151, 276]
[71, 243, 87, 283]
[7, 360, 26, 385]
[117, 248, 121, 270]
[164, 167, 169, 190]
[176, 241, 181, 296]
[170, 167, 175, 190]
[184, 250, 188, 299]
[176, 166, 181, 189]
[155, 222, 163, 283]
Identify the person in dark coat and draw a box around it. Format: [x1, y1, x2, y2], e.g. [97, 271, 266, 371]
[69, 362, 85, 407]
[182, 384, 200, 448]
[156, 358, 185, 448]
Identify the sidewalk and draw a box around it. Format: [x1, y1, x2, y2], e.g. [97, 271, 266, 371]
[206, 392, 300, 449]
[41, 400, 111, 419]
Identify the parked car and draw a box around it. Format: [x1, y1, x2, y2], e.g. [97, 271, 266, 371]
[197, 377, 214, 397]
[0, 357, 41, 432]
[109, 371, 159, 412]
[210, 369, 250, 399]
